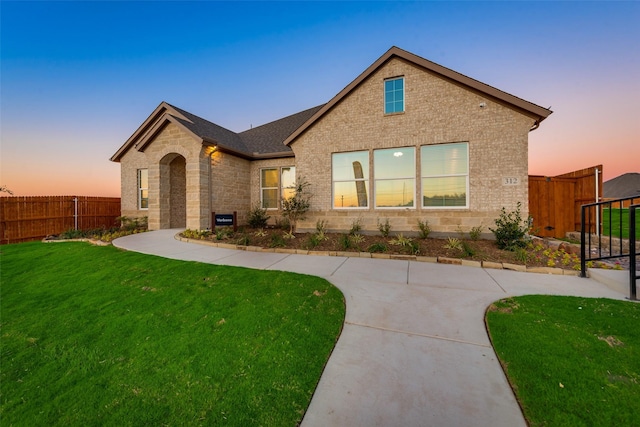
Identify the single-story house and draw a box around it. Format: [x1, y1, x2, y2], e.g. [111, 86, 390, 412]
[110, 46, 552, 234]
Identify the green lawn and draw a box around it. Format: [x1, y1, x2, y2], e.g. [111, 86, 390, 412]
[486, 295, 640, 426]
[1, 242, 345, 426]
[602, 208, 640, 240]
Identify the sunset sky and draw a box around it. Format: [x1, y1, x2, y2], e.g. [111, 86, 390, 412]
[1, 1, 638, 197]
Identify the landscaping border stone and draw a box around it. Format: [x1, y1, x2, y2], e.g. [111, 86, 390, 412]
[175, 234, 585, 276]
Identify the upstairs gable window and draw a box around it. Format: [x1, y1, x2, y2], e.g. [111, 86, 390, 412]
[384, 77, 404, 114]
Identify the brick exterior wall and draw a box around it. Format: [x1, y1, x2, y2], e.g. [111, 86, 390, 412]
[288, 57, 535, 234]
[210, 150, 252, 226]
[118, 58, 536, 235]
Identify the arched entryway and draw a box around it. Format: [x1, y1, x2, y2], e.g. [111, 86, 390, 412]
[159, 153, 187, 229]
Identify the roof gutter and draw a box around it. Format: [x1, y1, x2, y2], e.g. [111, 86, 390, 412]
[530, 120, 541, 132]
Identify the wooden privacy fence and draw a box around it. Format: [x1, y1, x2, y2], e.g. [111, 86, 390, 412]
[0, 196, 121, 244]
[529, 165, 603, 239]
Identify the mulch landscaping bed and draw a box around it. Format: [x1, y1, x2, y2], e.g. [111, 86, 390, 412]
[189, 227, 578, 270]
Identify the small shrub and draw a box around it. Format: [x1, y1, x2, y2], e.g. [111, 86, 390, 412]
[417, 219, 431, 239]
[247, 204, 270, 228]
[315, 220, 329, 241]
[444, 237, 463, 251]
[60, 228, 85, 239]
[215, 228, 233, 240]
[514, 247, 529, 263]
[378, 218, 391, 237]
[489, 202, 531, 251]
[461, 241, 475, 257]
[389, 233, 413, 247]
[316, 220, 328, 234]
[367, 242, 388, 253]
[118, 216, 148, 231]
[269, 233, 286, 248]
[254, 229, 267, 237]
[305, 234, 322, 249]
[351, 234, 365, 245]
[338, 234, 353, 250]
[406, 240, 421, 255]
[283, 231, 296, 239]
[349, 217, 362, 235]
[469, 225, 483, 241]
[236, 235, 250, 246]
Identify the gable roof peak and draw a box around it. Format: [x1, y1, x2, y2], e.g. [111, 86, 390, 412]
[283, 46, 552, 146]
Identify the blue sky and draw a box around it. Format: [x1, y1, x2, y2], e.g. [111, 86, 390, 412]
[1, 1, 638, 196]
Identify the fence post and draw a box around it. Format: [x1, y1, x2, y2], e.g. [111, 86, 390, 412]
[580, 205, 587, 278]
[74, 197, 78, 230]
[630, 205, 637, 301]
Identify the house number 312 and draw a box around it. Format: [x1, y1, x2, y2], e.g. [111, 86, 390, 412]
[502, 177, 520, 185]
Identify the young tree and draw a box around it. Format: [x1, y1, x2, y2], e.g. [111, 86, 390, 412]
[281, 178, 312, 234]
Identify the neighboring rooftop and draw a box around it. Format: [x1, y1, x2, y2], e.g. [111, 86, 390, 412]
[603, 172, 640, 198]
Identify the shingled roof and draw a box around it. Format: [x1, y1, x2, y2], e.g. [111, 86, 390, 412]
[604, 173, 640, 198]
[111, 102, 324, 162]
[239, 105, 324, 156]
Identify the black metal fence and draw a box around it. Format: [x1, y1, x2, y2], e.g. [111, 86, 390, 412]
[580, 195, 640, 300]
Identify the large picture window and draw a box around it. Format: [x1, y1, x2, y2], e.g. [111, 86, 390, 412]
[137, 169, 148, 210]
[260, 166, 296, 209]
[332, 151, 369, 208]
[374, 147, 415, 208]
[384, 77, 404, 114]
[421, 142, 469, 208]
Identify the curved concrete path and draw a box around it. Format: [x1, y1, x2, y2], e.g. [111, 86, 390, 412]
[114, 229, 626, 426]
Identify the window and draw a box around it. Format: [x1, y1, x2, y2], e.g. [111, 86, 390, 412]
[260, 166, 296, 209]
[281, 167, 296, 201]
[261, 168, 279, 209]
[421, 142, 469, 208]
[374, 147, 415, 208]
[137, 169, 148, 210]
[384, 77, 404, 114]
[332, 151, 369, 208]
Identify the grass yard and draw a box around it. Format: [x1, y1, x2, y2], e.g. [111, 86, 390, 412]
[602, 208, 640, 240]
[486, 295, 640, 426]
[0, 242, 345, 426]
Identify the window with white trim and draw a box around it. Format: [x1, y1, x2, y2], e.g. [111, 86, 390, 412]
[332, 151, 369, 208]
[374, 147, 415, 208]
[384, 77, 404, 114]
[137, 169, 148, 210]
[260, 166, 296, 209]
[261, 168, 279, 209]
[421, 142, 469, 208]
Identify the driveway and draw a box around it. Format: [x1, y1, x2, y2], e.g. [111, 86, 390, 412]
[114, 229, 625, 426]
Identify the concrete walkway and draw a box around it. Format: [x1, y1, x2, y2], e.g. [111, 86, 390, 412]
[113, 229, 626, 427]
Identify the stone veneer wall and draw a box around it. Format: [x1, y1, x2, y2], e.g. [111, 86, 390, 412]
[119, 146, 149, 219]
[290, 57, 535, 234]
[119, 122, 210, 230]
